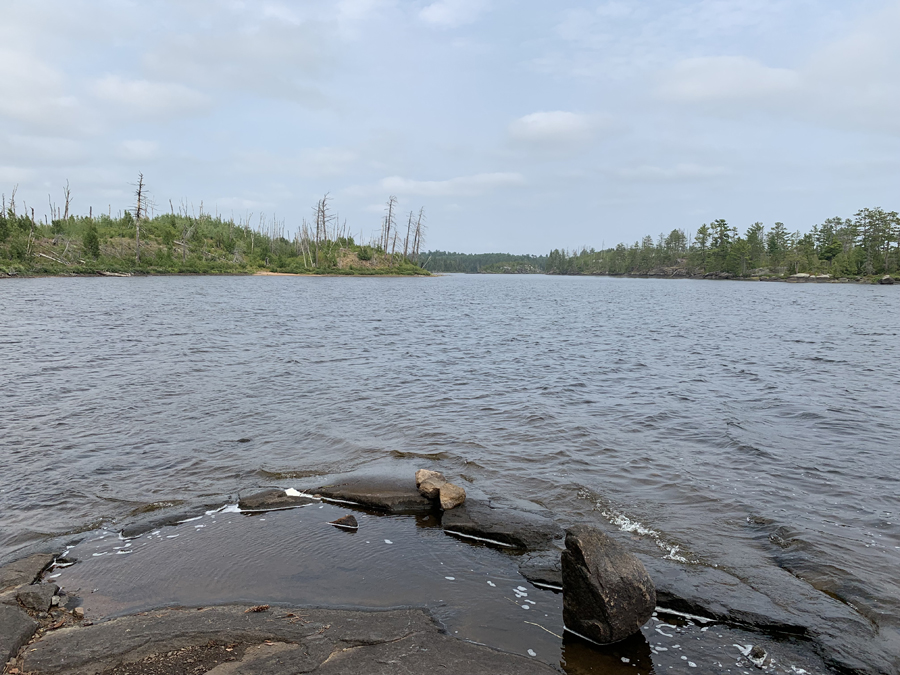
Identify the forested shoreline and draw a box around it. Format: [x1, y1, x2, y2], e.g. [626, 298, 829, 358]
[546, 208, 899, 282]
[422, 251, 547, 274]
[0, 184, 429, 277]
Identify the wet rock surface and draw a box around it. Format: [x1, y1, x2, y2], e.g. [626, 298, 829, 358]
[328, 514, 358, 530]
[0, 554, 56, 592]
[120, 502, 230, 538]
[415, 469, 446, 499]
[517, 550, 563, 589]
[441, 500, 564, 549]
[237, 489, 318, 512]
[0, 604, 39, 662]
[19, 605, 558, 675]
[316, 477, 435, 514]
[562, 524, 656, 644]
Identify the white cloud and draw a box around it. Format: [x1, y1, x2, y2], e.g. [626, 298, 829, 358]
[0, 166, 37, 184]
[613, 164, 730, 182]
[658, 56, 799, 103]
[378, 172, 524, 196]
[118, 140, 161, 161]
[0, 48, 80, 130]
[419, 0, 490, 28]
[93, 76, 210, 118]
[509, 111, 599, 144]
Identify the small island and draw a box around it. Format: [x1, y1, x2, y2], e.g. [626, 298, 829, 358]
[0, 186, 429, 278]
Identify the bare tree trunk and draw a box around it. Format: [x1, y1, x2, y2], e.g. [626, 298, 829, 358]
[404, 211, 413, 259]
[63, 180, 71, 222]
[134, 173, 145, 264]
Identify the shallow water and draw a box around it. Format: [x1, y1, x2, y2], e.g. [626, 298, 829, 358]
[2, 275, 899, 660]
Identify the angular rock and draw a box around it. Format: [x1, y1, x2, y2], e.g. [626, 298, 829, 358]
[317, 477, 435, 514]
[415, 469, 445, 489]
[418, 476, 445, 499]
[879, 275, 894, 285]
[17, 583, 59, 612]
[439, 483, 466, 510]
[0, 554, 56, 592]
[441, 500, 563, 549]
[0, 604, 38, 662]
[562, 524, 656, 644]
[237, 489, 317, 512]
[329, 515, 359, 530]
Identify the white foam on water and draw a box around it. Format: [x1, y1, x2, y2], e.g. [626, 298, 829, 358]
[48, 573, 61, 578]
[521, 604, 530, 609]
[445, 576, 455, 580]
[487, 581, 496, 587]
[206, 504, 241, 515]
[517, 586, 527, 591]
[177, 516, 203, 524]
[530, 581, 562, 591]
[166, 534, 179, 539]
[655, 607, 713, 623]
[384, 539, 393, 544]
[600, 507, 695, 563]
[734, 644, 752, 656]
[443, 530, 515, 547]
[92, 552, 108, 557]
[527, 649, 536, 657]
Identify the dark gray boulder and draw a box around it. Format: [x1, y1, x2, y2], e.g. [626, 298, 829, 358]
[562, 524, 656, 644]
[441, 500, 563, 549]
[17, 583, 60, 612]
[0, 554, 56, 592]
[0, 604, 38, 662]
[879, 275, 895, 285]
[238, 489, 318, 512]
[317, 477, 435, 514]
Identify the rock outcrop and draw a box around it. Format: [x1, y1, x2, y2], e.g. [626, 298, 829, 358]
[562, 524, 656, 644]
[238, 489, 318, 512]
[442, 500, 563, 549]
[317, 477, 435, 514]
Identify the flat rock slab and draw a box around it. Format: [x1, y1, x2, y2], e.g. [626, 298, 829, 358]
[238, 489, 318, 512]
[120, 503, 226, 538]
[0, 604, 39, 662]
[21, 605, 557, 675]
[517, 550, 563, 589]
[441, 500, 564, 550]
[0, 553, 56, 592]
[316, 477, 435, 514]
[17, 583, 59, 612]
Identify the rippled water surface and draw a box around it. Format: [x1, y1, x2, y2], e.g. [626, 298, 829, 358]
[2, 275, 899, 643]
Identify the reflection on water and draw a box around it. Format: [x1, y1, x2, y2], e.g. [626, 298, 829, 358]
[3, 274, 899, 645]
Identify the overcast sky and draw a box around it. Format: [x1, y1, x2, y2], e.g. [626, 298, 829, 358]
[2, 0, 899, 253]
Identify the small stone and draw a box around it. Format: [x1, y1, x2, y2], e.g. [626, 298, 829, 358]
[329, 515, 359, 530]
[418, 476, 447, 499]
[439, 483, 466, 510]
[748, 645, 767, 668]
[73, 607, 85, 619]
[415, 469, 446, 498]
[51, 596, 60, 607]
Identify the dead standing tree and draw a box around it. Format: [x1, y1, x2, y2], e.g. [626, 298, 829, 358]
[381, 196, 397, 255]
[412, 207, 426, 263]
[133, 173, 145, 263]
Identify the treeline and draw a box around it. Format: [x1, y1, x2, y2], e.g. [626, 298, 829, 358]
[547, 208, 900, 279]
[422, 251, 547, 274]
[0, 183, 428, 276]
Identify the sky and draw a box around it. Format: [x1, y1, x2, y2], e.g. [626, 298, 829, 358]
[1, 0, 899, 254]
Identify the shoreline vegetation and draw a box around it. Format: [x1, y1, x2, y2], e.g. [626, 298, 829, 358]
[544, 208, 900, 284]
[0, 182, 429, 278]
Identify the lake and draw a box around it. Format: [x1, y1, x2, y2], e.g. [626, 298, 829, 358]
[2, 274, 898, 670]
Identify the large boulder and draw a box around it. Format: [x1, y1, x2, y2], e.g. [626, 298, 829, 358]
[879, 275, 895, 285]
[562, 525, 656, 644]
[441, 500, 563, 549]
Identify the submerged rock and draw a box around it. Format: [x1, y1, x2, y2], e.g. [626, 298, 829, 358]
[441, 500, 563, 549]
[0, 604, 38, 662]
[439, 483, 466, 510]
[238, 489, 317, 512]
[329, 515, 359, 530]
[562, 524, 656, 644]
[17, 583, 59, 613]
[317, 477, 435, 514]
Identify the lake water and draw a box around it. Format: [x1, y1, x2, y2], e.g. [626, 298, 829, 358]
[2, 274, 898, 669]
